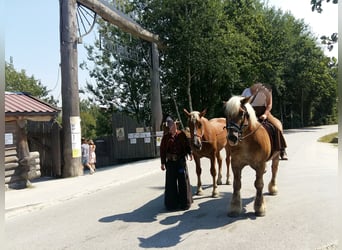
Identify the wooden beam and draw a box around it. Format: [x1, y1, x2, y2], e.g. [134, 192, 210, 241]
[5, 115, 56, 122]
[77, 0, 160, 46]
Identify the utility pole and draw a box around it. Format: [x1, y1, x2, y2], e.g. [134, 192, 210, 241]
[151, 42, 162, 135]
[60, 0, 82, 177]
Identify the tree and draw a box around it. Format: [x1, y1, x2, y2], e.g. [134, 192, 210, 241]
[311, 0, 338, 13]
[311, 0, 338, 53]
[79, 99, 97, 139]
[5, 60, 59, 105]
[82, 0, 337, 128]
[142, 0, 252, 120]
[81, 17, 152, 126]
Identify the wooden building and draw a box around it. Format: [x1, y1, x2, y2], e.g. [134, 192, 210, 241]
[4, 92, 61, 189]
[111, 113, 162, 162]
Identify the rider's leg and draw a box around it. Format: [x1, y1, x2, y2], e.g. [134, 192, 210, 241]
[267, 114, 288, 160]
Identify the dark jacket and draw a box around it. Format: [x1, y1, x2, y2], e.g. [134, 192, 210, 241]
[160, 130, 191, 165]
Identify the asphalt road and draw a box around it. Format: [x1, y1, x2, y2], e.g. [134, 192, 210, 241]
[5, 125, 338, 250]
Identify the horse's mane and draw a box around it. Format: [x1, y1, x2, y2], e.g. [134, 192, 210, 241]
[224, 96, 258, 127]
[189, 111, 209, 123]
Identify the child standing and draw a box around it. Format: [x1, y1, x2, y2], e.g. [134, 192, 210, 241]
[88, 139, 96, 172]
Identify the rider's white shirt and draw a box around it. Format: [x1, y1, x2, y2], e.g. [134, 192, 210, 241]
[241, 87, 267, 107]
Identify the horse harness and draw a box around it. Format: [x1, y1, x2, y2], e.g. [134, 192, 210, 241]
[226, 104, 264, 142]
[190, 119, 226, 144]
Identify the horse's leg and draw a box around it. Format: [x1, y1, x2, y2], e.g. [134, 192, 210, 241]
[254, 163, 266, 217]
[216, 151, 223, 185]
[225, 147, 231, 185]
[194, 156, 204, 195]
[228, 165, 242, 217]
[210, 156, 219, 198]
[268, 152, 279, 195]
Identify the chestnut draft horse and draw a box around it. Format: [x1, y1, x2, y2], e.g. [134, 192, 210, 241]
[184, 109, 231, 198]
[223, 96, 279, 217]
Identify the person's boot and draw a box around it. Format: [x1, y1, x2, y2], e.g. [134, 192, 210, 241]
[280, 149, 288, 160]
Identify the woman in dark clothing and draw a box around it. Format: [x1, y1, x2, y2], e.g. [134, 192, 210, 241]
[160, 115, 193, 211]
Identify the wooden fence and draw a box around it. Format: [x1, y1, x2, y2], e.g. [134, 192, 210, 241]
[27, 120, 62, 177]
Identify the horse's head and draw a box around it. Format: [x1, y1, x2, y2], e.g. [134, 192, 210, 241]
[223, 96, 257, 146]
[184, 108, 207, 150]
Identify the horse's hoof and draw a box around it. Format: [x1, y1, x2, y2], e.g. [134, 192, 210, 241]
[268, 184, 278, 195]
[217, 180, 222, 185]
[255, 211, 266, 217]
[226, 180, 231, 185]
[212, 192, 219, 198]
[268, 190, 278, 196]
[197, 190, 204, 196]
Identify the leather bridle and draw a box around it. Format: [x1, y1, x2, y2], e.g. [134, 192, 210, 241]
[226, 106, 249, 142]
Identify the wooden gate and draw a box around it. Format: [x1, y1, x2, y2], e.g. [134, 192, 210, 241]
[111, 113, 162, 161]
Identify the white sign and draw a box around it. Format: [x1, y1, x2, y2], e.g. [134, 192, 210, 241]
[156, 131, 164, 137]
[70, 116, 81, 158]
[156, 136, 162, 147]
[5, 133, 13, 145]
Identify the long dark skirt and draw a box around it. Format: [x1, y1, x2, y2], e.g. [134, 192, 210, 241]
[164, 158, 193, 211]
[254, 106, 287, 151]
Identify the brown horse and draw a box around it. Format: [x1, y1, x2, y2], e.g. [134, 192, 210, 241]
[184, 109, 230, 198]
[223, 96, 279, 217]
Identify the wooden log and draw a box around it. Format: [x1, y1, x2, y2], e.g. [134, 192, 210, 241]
[77, 0, 160, 46]
[5, 169, 17, 177]
[5, 148, 17, 157]
[30, 151, 40, 158]
[5, 175, 25, 185]
[5, 162, 19, 170]
[5, 155, 19, 163]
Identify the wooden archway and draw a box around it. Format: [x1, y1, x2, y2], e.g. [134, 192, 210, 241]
[60, 0, 162, 177]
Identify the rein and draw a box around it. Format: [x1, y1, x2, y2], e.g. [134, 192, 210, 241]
[190, 120, 226, 144]
[227, 105, 265, 142]
[239, 120, 264, 141]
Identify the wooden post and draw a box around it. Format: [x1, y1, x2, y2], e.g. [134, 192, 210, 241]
[16, 119, 31, 187]
[151, 42, 162, 155]
[52, 122, 62, 177]
[60, 0, 82, 177]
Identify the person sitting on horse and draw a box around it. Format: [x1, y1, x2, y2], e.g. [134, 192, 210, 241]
[241, 82, 288, 160]
[160, 115, 193, 211]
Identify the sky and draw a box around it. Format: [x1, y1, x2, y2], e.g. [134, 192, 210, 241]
[5, 1, 338, 103]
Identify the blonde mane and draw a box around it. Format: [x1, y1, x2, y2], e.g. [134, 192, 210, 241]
[189, 111, 201, 123]
[224, 96, 258, 127]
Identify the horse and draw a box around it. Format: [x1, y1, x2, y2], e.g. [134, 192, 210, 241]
[184, 108, 231, 198]
[223, 96, 279, 217]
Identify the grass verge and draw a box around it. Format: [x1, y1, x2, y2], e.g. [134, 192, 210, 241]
[318, 132, 338, 144]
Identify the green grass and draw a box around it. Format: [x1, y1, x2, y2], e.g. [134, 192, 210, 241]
[318, 132, 338, 144]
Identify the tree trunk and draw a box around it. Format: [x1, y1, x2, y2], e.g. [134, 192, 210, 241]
[186, 60, 193, 112]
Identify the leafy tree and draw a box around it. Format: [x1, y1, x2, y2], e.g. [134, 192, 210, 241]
[82, 0, 337, 129]
[311, 0, 338, 13]
[5, 60, 59, 105]
[141, 0, 254, 121]
[79, 99, 97, 139]
[80, 17, 152, 126]
[311, 0, 338, 53]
